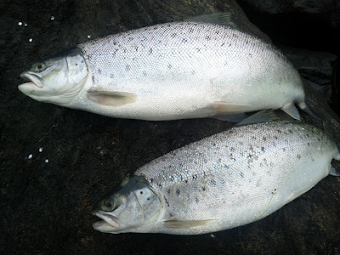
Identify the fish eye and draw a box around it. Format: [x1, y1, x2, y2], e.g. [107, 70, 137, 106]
[33, 62, 46, 72]
[102, 199, 115, 211]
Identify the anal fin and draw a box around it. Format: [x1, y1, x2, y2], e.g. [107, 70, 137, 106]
[281, 103, 300, 120]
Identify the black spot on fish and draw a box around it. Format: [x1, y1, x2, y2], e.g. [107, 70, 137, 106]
[127, 37, 134, 42]
[191, 70, 196, 75]
[288, 129, 293, 134]
[185, 180, 188, 184]
[297, 154, 301, 159]
[240, 172, 244, 178]
[140, 191, 143, 195]
[91, 75, 95, 83]
[150, 178, 153, 183]
[221, 42, 225, 47]
[168, 64, 172, 69]
[157, 183, 162, 188]
[125, 65, 130, 72]
[164, 196, 170, 207]
[261, 147, 265, 152]
[196, 48, 201, 52]
[97, 69, 101, 74]
[262, 137, 267, 141]
[147, 197, 150, 201]
[135, 46, 138, 51]
[192, 175, 197, 180]
[182, 38, 187, 43]
[143, 71, 147, 76]
[202, 187, 206, 191]
[167, 189, 171, 195]
[171, 33, 177, 38]
[176, 189, 180, 196]
[205, 35, 211, 40]
[248, 53, 252, 57]
[189, 28, 194, 33]
[195, 198, 200, 203]
[210, 179, 216, 186]
[212, 142, 216, 147]
[110, 73, 114, 79]
[148, 48, 153, 55]
[274, 136, 278, 140]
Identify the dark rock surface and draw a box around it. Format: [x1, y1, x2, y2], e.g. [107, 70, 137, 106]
[1, 0, 340, 254]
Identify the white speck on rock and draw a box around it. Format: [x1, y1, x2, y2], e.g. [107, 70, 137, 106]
[51, 16, 55, 21]
[28, 154, 33, 159]
[29, 38, 33, 43]
[39, 147, 43, 152]
[18, 22, 22, 26]
[45, 159, 49, 163]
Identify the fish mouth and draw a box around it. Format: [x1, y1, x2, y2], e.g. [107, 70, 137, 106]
[19, 72, 44, 89]
[92, 212, 120, 233]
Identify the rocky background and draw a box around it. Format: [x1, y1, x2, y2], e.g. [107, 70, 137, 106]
[1, 0, 340, 254]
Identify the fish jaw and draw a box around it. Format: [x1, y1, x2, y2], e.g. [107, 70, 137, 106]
[92, 212, 120, 233]
[20, 72, 44, 88]
[18, 72, 45, 98]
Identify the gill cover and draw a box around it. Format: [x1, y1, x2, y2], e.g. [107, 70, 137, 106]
[92, 176, 162, 234]
[18, 49, 88, 105]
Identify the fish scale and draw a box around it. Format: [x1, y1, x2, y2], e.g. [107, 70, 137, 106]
[92, 120, 340, 235]
[19, 20, 309, 120]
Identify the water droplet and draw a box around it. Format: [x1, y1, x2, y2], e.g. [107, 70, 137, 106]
[18, 22, 22, 26]
[39, 147, 43, 152]
[50, 16, 55, 21]
[29, 38, 33, 43]
[28, 154, 33, 159]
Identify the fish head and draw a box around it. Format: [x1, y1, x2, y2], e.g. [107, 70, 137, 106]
[92, 176, 162, 234]
[18, 49, 88, 105]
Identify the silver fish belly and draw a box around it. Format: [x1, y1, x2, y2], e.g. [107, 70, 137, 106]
[92, 121, 340, 235]
[19, 21, 308, 120]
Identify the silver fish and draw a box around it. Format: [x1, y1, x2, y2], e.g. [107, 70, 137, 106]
[92, 119, 340, 235]
[19, 17, 310, 121]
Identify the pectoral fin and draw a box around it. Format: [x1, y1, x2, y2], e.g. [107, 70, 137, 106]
[163, 219, 216, 229]
[87, 90, 137, 106]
